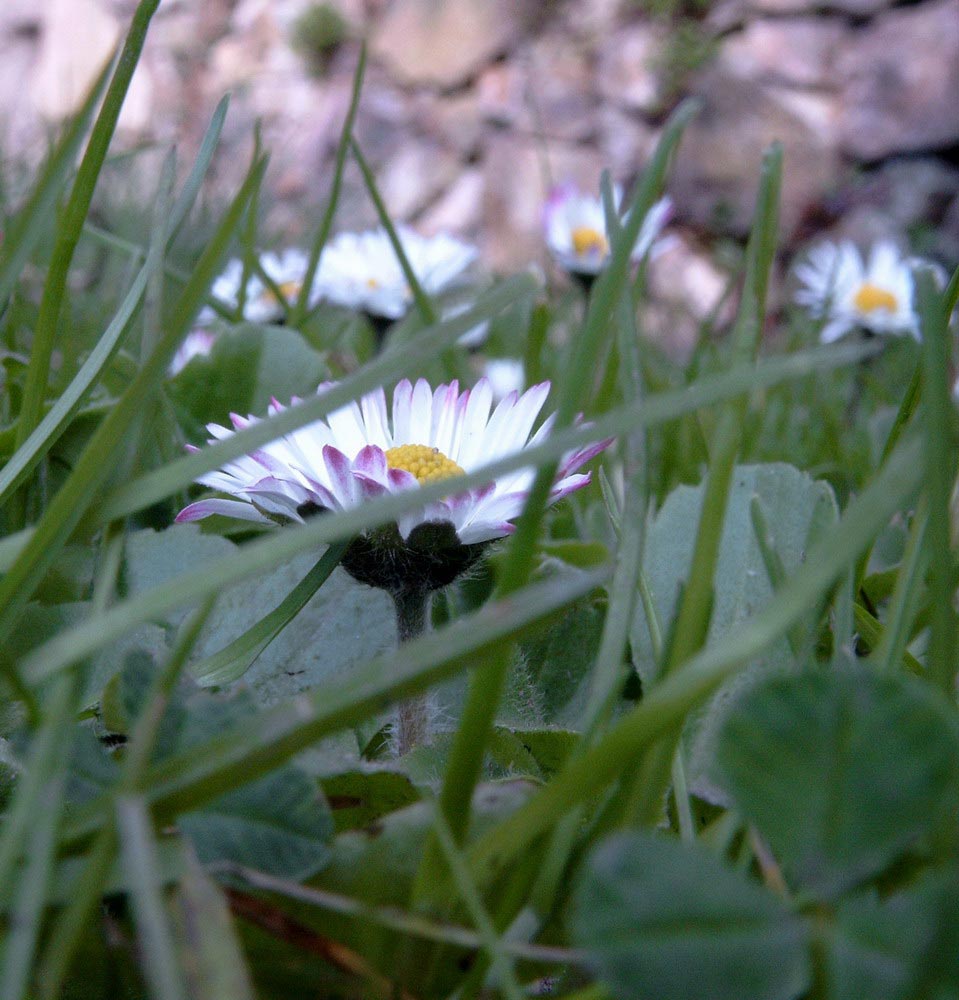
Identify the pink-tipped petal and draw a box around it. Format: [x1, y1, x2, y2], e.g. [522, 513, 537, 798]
[322, 445, 356, 507]
[175, 498, 271, 524]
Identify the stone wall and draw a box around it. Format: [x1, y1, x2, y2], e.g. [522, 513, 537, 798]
[2, 0, 958, 349]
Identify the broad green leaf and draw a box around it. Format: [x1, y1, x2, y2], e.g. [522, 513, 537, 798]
[176, 689, 333, 879]
[8, 602, 167, 709]
[121, 528, 395, 696]
[572, 831, 809, 1000]
[716, 667, 959, 899]
[189, 552, 394, 707]
[487, 727, 577, 780]
[121, 526, 235, 627]
[826, 873, 959, 1000]
[64, 727, 120, 809]
[631, 462, 838, 800]
[321, 769, 420, 833]
[517, 591, 607, 728]
[168, 323, 329, 442]
[178, 770, 332, 880]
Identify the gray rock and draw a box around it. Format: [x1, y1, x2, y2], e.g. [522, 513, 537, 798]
[669, 70, 839, 238]
[838, 0, 959, 160]
[371, 0, 538, 89]
[719, 18, 846, 89]
[596, 21, 668, 115]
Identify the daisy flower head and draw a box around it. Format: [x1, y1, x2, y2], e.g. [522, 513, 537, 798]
[176, 377, 609, 593]
[544, 182, 672, 277]
[793, 240, 921, 344]
[210, 248, 319, 324]
[314, 226, 478, 321]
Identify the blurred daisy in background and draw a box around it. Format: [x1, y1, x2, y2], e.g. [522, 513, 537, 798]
[207, 248, 320, 325]
[176, 377, 607, 555]
[168, 327, 217, 376]
[793, 240, 924, 343]
[483, 357, 526, 401]
[544, 182, 672, 278]
[314, 226, 478, 321]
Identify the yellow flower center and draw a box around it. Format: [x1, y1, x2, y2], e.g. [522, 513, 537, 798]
[385, 444, 464, 484]
[853, 283, 898, 314]
[366, 277, 380, 289]
[262, 280, 301, 305]
[571, 225, 608, 257]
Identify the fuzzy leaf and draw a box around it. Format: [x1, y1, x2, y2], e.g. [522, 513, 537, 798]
[572, 831, 809, 1000]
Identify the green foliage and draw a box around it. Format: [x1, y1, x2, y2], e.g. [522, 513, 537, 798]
[0, 14, 956, 1000]
[168, 324, 329, 442]
[572, 831, 810, 1000]
[632, 462, 838, 799]
[716, 668, 959, 900]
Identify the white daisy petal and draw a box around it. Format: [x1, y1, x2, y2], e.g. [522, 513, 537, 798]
[178, 374, 610, 554]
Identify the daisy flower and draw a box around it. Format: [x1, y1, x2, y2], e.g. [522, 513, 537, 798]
[793, 240, 922, 344]
[209, 248, 320, 324]
[176, 377, 607, 559]
[314, 227, 478, 321]
[169, 327, 218, 376]
[483, 358, 526, 401]
[544, 183, 672, 277]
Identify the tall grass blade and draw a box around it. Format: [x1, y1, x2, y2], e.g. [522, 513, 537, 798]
[0, 59, 113, 307]
[14, 0, 162, 457]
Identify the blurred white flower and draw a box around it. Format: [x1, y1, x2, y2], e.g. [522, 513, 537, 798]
[208, 249, 319, 324]
[168, 327, 217, 376]
[314, 227, 478, 320]
[483, 358, 526, 401]
[793, 240, 924, 343]
[544, 183, 672, 277]
[176, 377, 607, 547]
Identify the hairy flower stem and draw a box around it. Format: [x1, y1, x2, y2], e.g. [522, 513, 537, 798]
[392, 586, 431, 754]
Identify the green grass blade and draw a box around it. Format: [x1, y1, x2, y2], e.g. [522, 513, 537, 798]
[0, 769, 68, 1000]
[34, 826, 118, 1000]
[624, 142, 782, 826]
[428, 803, 525, 1000]
[350, 138, 437, 325]
[500, 98, 699, 597]
[664, 142, 782, 676]
[0, 159, 173, 504]
[0, 58, 113, 307]
[33, 603, 213, 999]
[0, 676, 76, 891]
[750, 495, 804, 657]
[165, 97, 230, 243]
[916, 270, 957, 694]
[117, 796, 189, 1000]
[0, 156, 268, 684]
[0, 675, 78, 1000]
[14, 0, 162, 456]
[289, 45, 366, 328]
[427, 99, 699, 859]
[871, 503, 928, 675]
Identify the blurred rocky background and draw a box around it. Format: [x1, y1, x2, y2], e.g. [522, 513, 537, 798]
[2, 0, 959, 352]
